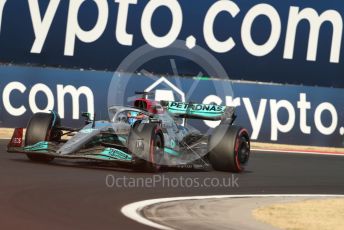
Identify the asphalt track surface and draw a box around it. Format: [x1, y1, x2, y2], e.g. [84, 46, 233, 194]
[1, 139, 344, 230]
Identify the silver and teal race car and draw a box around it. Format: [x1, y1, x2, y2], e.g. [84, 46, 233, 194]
[7, 93, 250, 172]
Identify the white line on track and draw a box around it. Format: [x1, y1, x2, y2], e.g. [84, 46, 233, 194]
[121, 194, 344, 230]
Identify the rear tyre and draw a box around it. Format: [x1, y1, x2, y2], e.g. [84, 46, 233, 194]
[209, 125, 250, 172]
[128, 123, 164, 172]
[25, 112, 60, 162]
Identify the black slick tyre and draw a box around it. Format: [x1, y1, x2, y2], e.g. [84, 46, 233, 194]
[25, 112, 60, 162]
[209, 125, 250, 172]
[128, 123, 164, 172]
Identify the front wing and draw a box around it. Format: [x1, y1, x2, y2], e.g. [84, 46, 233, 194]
[8, 141, 135, 165]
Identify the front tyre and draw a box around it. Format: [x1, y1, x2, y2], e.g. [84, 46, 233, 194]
[128, 123, 164, 172]
[209, 125, 250, 172]
[25, 112, 60, 162]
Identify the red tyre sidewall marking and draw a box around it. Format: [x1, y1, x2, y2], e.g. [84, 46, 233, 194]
[149, 135, 155, 164]
[46, 129, 52, 141]
[234, 129, 249, 172]
[234, 136, 241, 171]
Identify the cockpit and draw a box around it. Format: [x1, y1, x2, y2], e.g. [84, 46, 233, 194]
[115, 110, 148, 126]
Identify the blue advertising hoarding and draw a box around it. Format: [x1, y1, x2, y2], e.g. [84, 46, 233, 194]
[0, 65, 343, 147]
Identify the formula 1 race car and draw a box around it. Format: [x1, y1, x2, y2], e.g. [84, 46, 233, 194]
[7, 92, 250, 172]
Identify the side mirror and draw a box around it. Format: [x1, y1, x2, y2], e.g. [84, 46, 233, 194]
[82, 112, 92, 125]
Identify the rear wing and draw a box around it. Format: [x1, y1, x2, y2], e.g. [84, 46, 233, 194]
[161, 101, 236, 123]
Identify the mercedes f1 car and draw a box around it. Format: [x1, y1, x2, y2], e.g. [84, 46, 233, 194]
[7, 92, 250, 172]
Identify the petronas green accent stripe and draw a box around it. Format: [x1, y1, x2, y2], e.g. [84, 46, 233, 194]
[168, 109, 223, 117]
[24, 141, 49, 151]
[84, 154, 123, 161]
[194, 76, 210, 80]
[100, 148, 132, 161]
[164, 148, 180, 156]
[168, 108, 224, 114]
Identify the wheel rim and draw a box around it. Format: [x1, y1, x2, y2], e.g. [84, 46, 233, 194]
[238, 137, 250, 165]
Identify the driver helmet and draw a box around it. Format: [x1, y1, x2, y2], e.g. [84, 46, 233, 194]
[127, 111, 144, 125]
